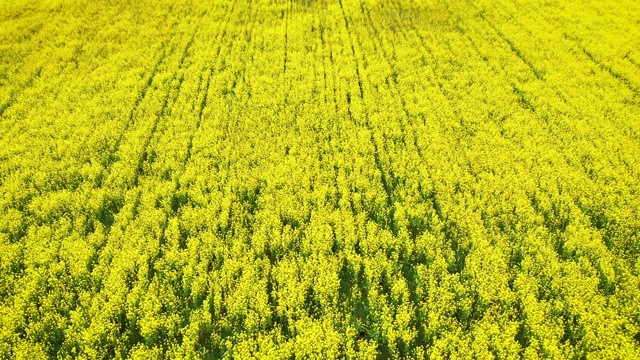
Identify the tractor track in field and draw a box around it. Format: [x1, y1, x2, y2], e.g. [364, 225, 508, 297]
[158, 0, 258, 255]
[359, 2, 425, 159]
[338, 0, 399, 234]
[473, 0, 640, 138]
[131, 30, 199, 190]
[465, 0, 640, 168]
[176, 0, 245, 203]
[83, 3, 248, 291]
[0, 7, 172, 139]
[3, 1, 640, 358]
[89, 7, 187, 184]
[455, 0, 640, 261]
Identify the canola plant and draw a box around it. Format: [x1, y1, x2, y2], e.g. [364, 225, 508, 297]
[0, 0, 639, 358]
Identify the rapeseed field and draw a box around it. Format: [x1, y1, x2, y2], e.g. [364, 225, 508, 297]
[1, 0, 639, 358]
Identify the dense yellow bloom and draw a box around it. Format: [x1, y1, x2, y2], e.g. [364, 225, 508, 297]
[0, 0, 639, 358]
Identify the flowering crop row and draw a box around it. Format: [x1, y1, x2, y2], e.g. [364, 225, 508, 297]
[0, 0, 638, 358]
